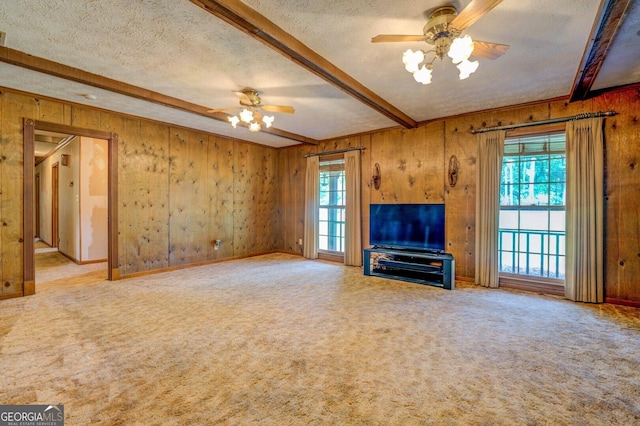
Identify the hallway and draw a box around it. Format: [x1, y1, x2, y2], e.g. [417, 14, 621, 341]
[35, 241, 107, 287]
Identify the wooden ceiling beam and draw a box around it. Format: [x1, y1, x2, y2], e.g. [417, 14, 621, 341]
[190, 0, 418, 129]
[0, 46, 317, 145]
[569, 0, 632, 102]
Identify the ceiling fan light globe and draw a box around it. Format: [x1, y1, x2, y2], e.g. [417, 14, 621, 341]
[448, 35, 475, 64]
[239, 108, 254, 123]
[402, 49, 424, 73]
[413, 65, 432, 84]
[228, 115, 240, 128]
[457, 59, 479, 80]
[263, 115, 275, 128]
[249, 122, 261, 132]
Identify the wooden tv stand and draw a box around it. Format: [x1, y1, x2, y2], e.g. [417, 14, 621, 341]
[363, 247, 455, 290]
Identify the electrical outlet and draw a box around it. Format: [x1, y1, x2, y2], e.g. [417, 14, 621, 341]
[214, 240, 221, 250]
[298, 238, 303, 245]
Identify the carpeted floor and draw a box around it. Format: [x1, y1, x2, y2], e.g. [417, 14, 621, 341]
[1, 252, 639, 425]
[34, 250, 107, 285]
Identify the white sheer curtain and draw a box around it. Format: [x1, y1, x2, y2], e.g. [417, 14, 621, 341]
[344, 150, 362, 266]
[475, 130, 506, 288]
[565, 117, 604, 303]
[303, 156, 319, 259]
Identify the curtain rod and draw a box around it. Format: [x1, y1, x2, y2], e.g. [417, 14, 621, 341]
[304, 146, 366, 158]
[470, 111, 617, 134]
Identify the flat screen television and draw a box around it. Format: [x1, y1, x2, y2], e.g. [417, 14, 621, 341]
[369, 203, 445, 252]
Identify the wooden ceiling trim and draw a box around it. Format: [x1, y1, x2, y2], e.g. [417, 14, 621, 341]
[0, 46, 316, 145]
[569, 0, 632, 102]
[190, 0, 417, 129]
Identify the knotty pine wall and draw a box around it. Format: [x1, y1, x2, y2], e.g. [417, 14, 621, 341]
[0, 90, 279, 298]
[277, 88, 640, 304]
[1, 87, 638, 303]
[0, 90, 25, 297]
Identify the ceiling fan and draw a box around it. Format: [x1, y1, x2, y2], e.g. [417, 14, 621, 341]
[208, 88, 295, 132]
[372, 0, 509, 84]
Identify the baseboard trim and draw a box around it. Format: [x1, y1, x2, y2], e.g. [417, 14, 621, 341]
[58, 250, 79, 264]
[120, 251, 281, 279]
[605, 298, 640, 308]
[77, 258, 107, 265]
[0, 292, 24, 300]
[275, 249, 303, 257]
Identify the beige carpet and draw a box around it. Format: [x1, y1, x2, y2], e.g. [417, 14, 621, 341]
[1, 253, 639, 425]
[34, 251, 107, 285]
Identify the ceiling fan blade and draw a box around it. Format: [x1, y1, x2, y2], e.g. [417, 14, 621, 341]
[471, 40, 510, 60]
[260, 105, 295, 114]
[207, 106, 240, 113]
[450, 0, 504, 31]
[371, 34, 426, 43]
[232, 90, 253, 105]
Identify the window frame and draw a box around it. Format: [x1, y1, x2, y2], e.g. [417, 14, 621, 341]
[318, 157, 346, 257]
[498, 129, 566, 291]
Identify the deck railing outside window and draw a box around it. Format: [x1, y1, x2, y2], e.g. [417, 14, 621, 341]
[498, 228, 565, 279]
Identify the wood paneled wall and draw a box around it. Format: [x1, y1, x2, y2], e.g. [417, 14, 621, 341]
[595, 90, 640, 303]
[1, 87, 639, 303]
[120, 119, 171, 272]
[277, 88, 640, 303]
[0, 90, 279, 298]
[233, 142, 279, 256]
[0, 92, 30, 297]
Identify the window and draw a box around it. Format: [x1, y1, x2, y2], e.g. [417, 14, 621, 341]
[319, 159, 345, 253]
[499, 133, 566, 280]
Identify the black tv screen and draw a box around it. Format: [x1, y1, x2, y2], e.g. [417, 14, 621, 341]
[370, 203, 445, 252]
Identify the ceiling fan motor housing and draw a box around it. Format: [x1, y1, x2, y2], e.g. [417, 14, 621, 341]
[423, 6, 461, 45]
[240, 89, 262, 107]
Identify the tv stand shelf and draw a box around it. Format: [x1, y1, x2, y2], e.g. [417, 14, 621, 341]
[364, 248, 455, 290]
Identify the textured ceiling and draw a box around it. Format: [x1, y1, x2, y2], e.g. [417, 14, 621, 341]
[0, 0, 637, 147]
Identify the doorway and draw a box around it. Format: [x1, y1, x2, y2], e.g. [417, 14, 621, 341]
[23, 120, 119, 295]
